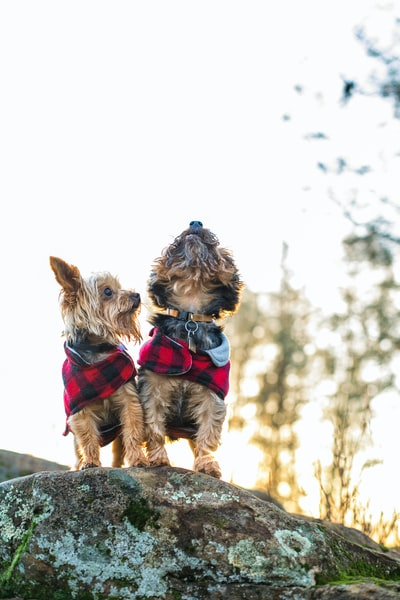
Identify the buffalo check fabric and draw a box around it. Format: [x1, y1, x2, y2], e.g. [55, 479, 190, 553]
[62, 342, 137, 446]
[138, 327, 230, 399]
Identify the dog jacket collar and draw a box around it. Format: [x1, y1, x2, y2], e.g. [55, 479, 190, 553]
[204, 333, 230, 366]
[62, 342, 137, 446]
[164, 307, 214, 323]
[67, 340, 116, 355]
[137, 327, 230, 399]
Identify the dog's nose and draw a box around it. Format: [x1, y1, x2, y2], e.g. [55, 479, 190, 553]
[130, 292, 141, 308]
[189, 220, 203, 231]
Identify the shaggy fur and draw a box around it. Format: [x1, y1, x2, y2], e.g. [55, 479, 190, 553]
[138, 221, 243, 478]
[50, 256, 147, 470]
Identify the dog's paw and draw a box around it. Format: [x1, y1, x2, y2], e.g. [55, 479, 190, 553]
[148, 458, 171, 468]
[80, 462, 101, 470]
[132, 460, 150, 468]
[126, 453, 149, 468]
[195, 460, 222, 479]
[146, 446, 171, 467]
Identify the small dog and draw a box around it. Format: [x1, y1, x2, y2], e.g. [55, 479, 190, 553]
[50, 256, 148, 470]
[137, 221, 243, 478]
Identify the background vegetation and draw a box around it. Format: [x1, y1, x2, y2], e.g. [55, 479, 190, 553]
[226, 7, 400, 548]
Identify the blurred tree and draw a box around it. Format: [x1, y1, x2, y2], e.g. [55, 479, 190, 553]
[310, 7, 400, 531]
[251, 243, 312, 512]
[228, 243, 313, 513]
[225, 4, 400, 541]
[227, 285, 265, 431]
[227, 223, 400, 540]
[354, 13, 400, 118]
[315, 224, 400, 525]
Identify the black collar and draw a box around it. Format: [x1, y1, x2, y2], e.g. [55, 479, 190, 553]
[67, 340, 116, 353]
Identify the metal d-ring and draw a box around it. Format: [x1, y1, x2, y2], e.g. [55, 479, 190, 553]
[185, 319, 199, 334]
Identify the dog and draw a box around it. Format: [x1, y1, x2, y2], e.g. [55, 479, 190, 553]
[137, 220, 243, 478]
[50, 256, 148, 470]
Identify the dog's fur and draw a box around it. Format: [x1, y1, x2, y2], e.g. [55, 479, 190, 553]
[50, 256, 147, 470]
[137, 221, 243, 478]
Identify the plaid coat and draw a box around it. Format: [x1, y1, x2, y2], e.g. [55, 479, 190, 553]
[137, 328, 230, 399]
[62, 343, 137, 446]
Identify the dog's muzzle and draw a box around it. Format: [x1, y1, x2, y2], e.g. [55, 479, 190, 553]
[189, 220, 203, 233]
[130, 292, 141, 309]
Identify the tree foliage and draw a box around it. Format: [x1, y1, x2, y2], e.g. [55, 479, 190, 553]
[229, 227, 400, 541]
[226, 7, 400, 545]
[228, 244, 313, 512]
[355, 14, 400, 118]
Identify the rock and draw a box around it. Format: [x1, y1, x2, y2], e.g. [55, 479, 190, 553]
[243, 487, 285, 510]
[0, 466, 399, 599]
[0, 450, 68, 483]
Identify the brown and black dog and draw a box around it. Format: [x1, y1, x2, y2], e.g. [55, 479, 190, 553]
[50, 256, 147, 470]
[138, 221, 243, 478]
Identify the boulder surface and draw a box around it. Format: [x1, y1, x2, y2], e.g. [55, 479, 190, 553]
[0, 466, 399, 599]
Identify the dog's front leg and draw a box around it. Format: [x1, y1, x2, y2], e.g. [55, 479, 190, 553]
[140, 374, 171, 467]
[191, 393, 226, 479]
[115, 385, 148, 467]
[145, 414, 170, 467]
[191, 441, 222, 479]
[69, 410, 101, 469]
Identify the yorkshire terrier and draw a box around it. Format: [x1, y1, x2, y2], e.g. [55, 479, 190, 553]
[138, 220, 244, 478]
[50, 256, 148, 470]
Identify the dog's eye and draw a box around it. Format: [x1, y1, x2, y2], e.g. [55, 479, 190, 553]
[103, 287, 113, 298]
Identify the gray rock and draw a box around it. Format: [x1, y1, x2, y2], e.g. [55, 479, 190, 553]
[0, 466, 399, 599]
[0, 450, 68, 483]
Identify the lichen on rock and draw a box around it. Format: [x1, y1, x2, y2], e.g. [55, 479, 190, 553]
[0, 466, 399, 599]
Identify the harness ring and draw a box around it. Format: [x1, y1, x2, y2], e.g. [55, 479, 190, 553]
[185, 320, 199, 334]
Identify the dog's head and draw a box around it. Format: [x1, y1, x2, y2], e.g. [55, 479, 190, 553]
[50, 256, 142, 345]
[148, 221, 244, 319]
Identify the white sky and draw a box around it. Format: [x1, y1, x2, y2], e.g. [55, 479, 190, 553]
[1, 1, 400, 521]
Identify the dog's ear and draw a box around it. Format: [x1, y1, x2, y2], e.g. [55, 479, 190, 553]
[230, 275, 245, 313]
[49, 256, 82, 297]
[147, 271, 168, 308]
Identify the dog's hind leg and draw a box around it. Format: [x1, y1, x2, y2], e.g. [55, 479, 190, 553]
[111, 435, 124, 467]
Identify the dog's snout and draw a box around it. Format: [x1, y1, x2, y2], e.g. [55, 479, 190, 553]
[189, 220, 203, 231]
[130, 292, 141, 307]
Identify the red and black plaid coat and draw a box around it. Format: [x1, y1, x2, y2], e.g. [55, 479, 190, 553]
[137, 328, 230, 399]
[62, 343, 137, 446]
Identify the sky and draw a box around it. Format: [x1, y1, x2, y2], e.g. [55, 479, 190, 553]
[1, 1, 400, 523]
